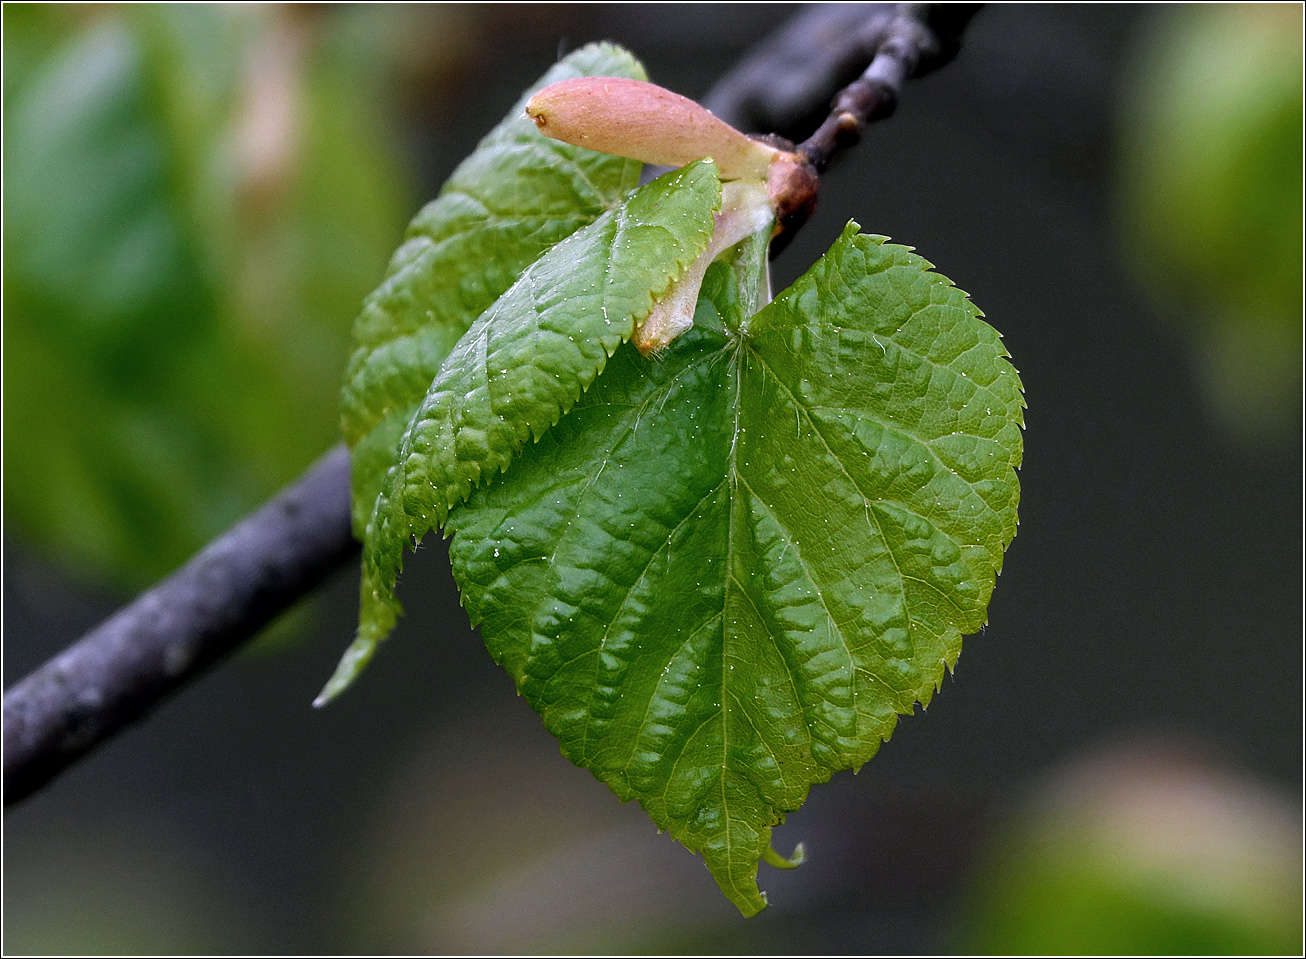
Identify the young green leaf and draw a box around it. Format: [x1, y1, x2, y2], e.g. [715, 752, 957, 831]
[444, 224, 1024, 915]
[342, 43, 647, 533]
[320, 159, 722, 703]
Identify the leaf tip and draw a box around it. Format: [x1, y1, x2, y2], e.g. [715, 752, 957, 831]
[761, 841, 806, 870]
[313, 635, 376, 707]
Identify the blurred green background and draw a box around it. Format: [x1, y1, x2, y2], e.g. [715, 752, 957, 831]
[4, 3, 409, 586]
[4, 4, 1301, 955]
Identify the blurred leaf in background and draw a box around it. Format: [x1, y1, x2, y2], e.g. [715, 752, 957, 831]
[956, 741, 1304, 956]
[1117, 4, 1303, 445]
[3, 4, 412, 586]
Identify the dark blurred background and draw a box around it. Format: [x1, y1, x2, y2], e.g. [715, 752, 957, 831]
[4, 4, 1301, 954]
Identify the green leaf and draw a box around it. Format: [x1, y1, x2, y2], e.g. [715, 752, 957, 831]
[320, 159, 723, 703]
[342, 42, 647, 533]
[444, 223, 1023, 915]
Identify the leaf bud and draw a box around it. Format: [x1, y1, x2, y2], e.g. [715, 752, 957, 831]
[526, 77, 783, 180]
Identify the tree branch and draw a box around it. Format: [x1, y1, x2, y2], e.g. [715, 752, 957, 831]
[704, 2, 979, 149]
[708, 2, 981, 254]
[795, 3, 980, 173]
[3, 2, 978, 808]
[4, 446, 356, 805]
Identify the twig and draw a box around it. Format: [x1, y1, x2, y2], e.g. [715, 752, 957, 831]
[4, 446, 356, 805]
[795, 3, 980, 174]
[710, 2, 981, 254]
[3, 3, 979, 807]
[706, 3, 977, 144]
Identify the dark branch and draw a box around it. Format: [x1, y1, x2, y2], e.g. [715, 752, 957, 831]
[796, 4, 980, 174]
[2, 3, 979, 808]
[4, 446, 356, 806]
[717, 2, 982, 255]
[705, 2, 979, 149]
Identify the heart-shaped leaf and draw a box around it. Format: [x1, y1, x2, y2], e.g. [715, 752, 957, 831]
[444, 224, 1024, 914]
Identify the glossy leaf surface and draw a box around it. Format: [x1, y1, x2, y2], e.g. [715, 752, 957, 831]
[445, 225, 1024, 914]
[342, 43, 646, 533]
[325, 159, 722, 701]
